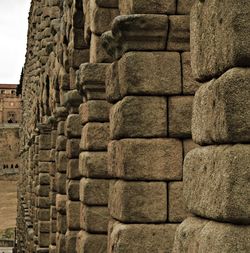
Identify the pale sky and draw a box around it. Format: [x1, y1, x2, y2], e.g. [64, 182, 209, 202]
[0, 0, 31, 84]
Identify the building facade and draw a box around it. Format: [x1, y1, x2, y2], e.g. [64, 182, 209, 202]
[0, 84, 22, 124]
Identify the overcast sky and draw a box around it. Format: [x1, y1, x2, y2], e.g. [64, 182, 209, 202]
[0, 0, 31, 84]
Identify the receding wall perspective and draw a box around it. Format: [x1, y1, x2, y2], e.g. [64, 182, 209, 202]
[16, 1, 250, 253]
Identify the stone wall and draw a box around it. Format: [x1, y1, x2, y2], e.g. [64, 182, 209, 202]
[16, 0, 249, 253]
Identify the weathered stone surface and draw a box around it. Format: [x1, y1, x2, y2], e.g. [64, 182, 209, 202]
[101, 14, 169, 59]
[76, 231, 107, 253]
[182, 52, 200, 94]
[119, 0, 175, 14]
[65, 114, 82, 138]
[65, 231, 78, 253]
[192, 68, 250, 144]
[55, 136, 67, 151]
[109, 221, 178, 253]
[80, 205, 109, 233]
[79, 152, 108, 178]
[109, 180, 167, 223]
[110, 96, 167, 139]
[167, 15, 190, 51]
[67, 180, 80, 201]
[168, 96, 193, 138]
[184, 145, 250, 224]
[79, 100, 111, 124]
[90, 2, 119, 35]
[79, 178, 109, 205]
[108, 139, 182, 180]
[90, 34, 113, 63]
[56, 151, 67, 172]
[168, 181, 188, 222]
[173, 217, 250, 253]
[66, 200, 81, 230]
[39, 134, 52, 150]
[177, 0, 195, 14]
[67, 159, 81, 179]
[113, 52, 182, 97]
[80, 123, 110, 151]
[66, 139, 80, 158]
[95, 0, 118, 8]
[191, 0, 250, 81]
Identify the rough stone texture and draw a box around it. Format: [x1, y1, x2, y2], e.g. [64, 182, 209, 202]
[191, 0, 250, 81]
[108, 139, 182, 180]
[109, 180, 167, 223]
[109, 221, 178, 253]
[110, 96, 167, 139]
[184, 145, 250, 224]
[173, 217, 250, 253]
[119, 0, 176, 15]
[192, 68, 250, 145]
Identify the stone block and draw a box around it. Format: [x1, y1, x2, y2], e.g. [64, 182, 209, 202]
[39, 173, 50, 185]
[67, 159, 81, 179]
[65, 231, 78, 253]
[80, 123, 110, 151]
[184, 145, 250, 224]
[173, 217, 250, 253]
[56, 194, 67, 214]
[65, 114, 82, 138]
[76, 231, 107, 253]
[119, 0, 176, 14]
[79, 151, 108, 178]
[56, 136, 67, 151]
[191, 0, 250, 81]
[37, 209, 50, 221]
[110, 96, 167, 139]
[167, 15, 190, 51]
[90, 2, 119, 35]
[38, 221, 50, 233]
[109, 180, 167, 223]
[37, 185, 50, 197]
[55, 173, 66, 194]
[177, 0, 195, 14]
[168, 181, 188, 222]
[101, 14, 169, 59]
[109, 221, 178, 253]
[67, 180, 80, 201]
[108, 139, 182, 180]
[37, 197, 50, 208]
[57, 213, 67, 234]
[80, 205, 109, 233]
[90, 34, 113, 63]
[168, 96, 193, 138]
[38, 232, 50, 247]
[66, 201, 81, 230]
[183, 139, 199, 158]
[56, 151, 67, 173]
[115, 52, 181, 97]
[39, 134, 52, 150]
[95, 0, 118, 8]
[39, 150, 51, 162]
[79, 178, 109, 205]
[56, 233, 66, 253]
[182, 52, 200, 94]
[192, 68, 250, 144]
[66, 139, 80, 158]
[79, 100, 111, 125]
[106, 59, 123, 102]
[57, 121, 66, 135]
[38, 162, 50, 173]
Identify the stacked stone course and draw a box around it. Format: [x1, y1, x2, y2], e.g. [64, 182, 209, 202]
[17, 0, 249, 252]
[173, 1, 250, 252]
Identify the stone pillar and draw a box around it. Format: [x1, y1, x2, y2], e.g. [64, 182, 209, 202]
[173, 1, 250, 252]
[54, 107, 68, 253]
[100, 1, 196, 252]
[63, 90, 82, 253]
[36, 124, 52, 253]
[76, 63, 111, 253]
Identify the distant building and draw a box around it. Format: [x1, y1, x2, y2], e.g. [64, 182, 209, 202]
[0, 84, 21, 176]
[0, 84, 22, 124]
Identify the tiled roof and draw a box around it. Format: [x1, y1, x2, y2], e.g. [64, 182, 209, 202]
[0, 84, 18, 89]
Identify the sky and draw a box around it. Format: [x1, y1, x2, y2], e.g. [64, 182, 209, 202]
[0, 0, 31, 84]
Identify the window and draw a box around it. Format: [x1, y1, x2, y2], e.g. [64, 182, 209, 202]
[0, 90, 4, 94]
[7, 111, 16, 123]
[11, 90, 15, 95]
